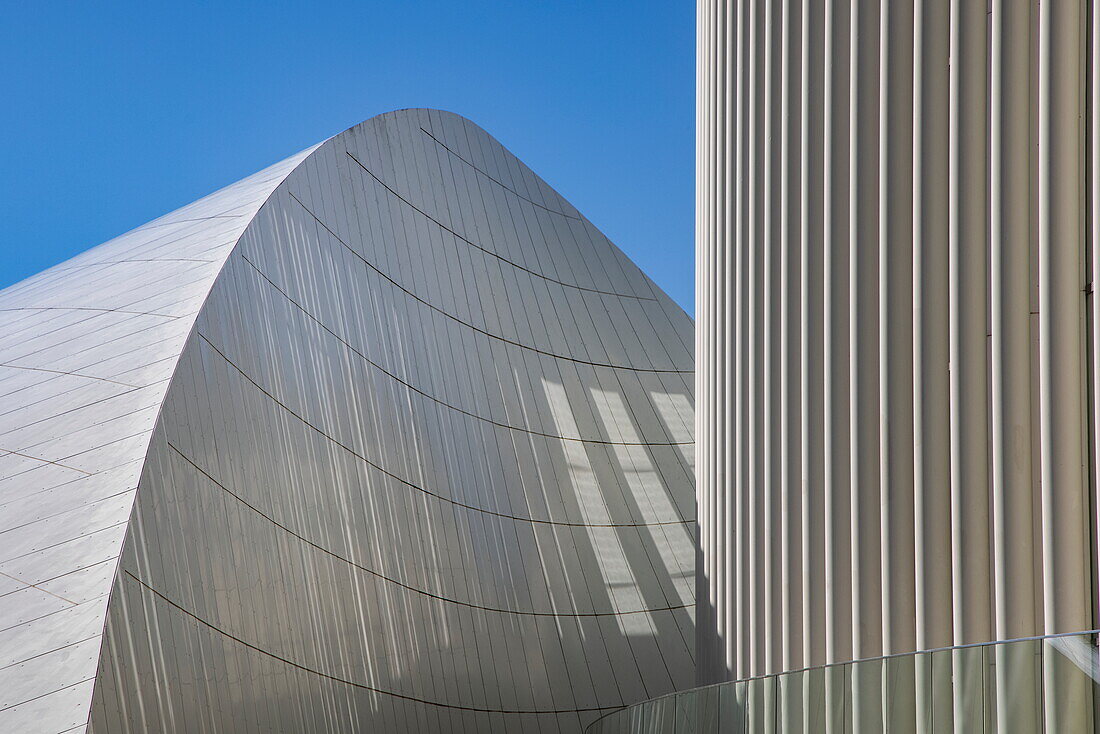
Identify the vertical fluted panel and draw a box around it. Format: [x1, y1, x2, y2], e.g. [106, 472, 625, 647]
[1037, 2, 1091, 730]
[697, 0, 1098, 709]
[802, 0, 827, 677]
[1092, 0, 1100, 679]
[881, 0, 917, 667]
[779, 0, 803, 676]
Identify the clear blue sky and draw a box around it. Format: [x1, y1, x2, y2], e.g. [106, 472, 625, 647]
[0, 2, 694, 314]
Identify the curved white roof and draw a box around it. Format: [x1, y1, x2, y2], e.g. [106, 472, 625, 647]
[0, 110, 694, 734]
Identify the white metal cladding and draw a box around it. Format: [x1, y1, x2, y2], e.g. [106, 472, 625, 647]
[0, 109, 697, 733]
[0, 149, 314, 733]
[697, 0, 1097, 728]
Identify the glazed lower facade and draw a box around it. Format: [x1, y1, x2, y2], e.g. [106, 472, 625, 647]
[0, 109, 696, 733]
[588, 632, 1100, 733]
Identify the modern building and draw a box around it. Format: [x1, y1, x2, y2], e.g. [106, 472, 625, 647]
[589, 0, 1100, 732]
[0, 109, 697, 733]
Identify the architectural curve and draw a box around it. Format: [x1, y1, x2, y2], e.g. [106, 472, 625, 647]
[0, 109, 696, 733]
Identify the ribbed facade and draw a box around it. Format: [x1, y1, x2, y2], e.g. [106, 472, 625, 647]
[0, 109, 696, 733]
[697, 0, 1096, 709]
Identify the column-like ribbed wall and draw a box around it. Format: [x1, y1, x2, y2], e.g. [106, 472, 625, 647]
[697, 0, 1097, 718]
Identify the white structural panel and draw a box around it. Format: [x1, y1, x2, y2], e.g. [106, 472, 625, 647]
[697, 0, 1097, 728]
[0, 109, 696, 733]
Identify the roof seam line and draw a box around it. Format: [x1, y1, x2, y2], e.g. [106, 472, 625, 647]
[167, 440, 690, 617]
[418, 126, 583, 221]
[286, 190, 688, 374]
[344, 150, 656, 301]
[0, 446, 93, 475]
[0, 363, 139, 388]
[236, 254, 693, 446]
[122, 569, 633, 716]
[194, 333, 693, 528]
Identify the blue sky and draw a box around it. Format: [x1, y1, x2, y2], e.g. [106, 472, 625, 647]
[0, 2, 694, 314]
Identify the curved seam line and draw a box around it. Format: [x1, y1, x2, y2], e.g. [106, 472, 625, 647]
[0, 307, 181, 319]
[238, 254, 692, 447]
[1, 555, 119, 593]
[418, 126, 582, 221]
[344, 151, 656, 301]
[129, 214, 245, 231]
[20, 425, 152, 475]
[287, 191, 688, 375]
[0, 447, 93, 475]
[0, 570, 78, 605]
[0, 363, 138, 388]
[122, 570, 628, 715]
[22, 258, 222, 279]
[167, 441, 690, 617]
[194, 333, 692, 529]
